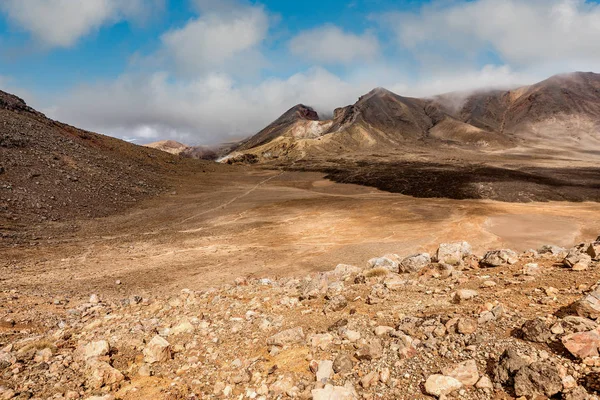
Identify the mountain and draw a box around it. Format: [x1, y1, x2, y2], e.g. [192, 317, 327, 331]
[435, 71, 600, 146]
[236, 104, 321, 151]
[145, 140, 240, 160]
[0, 89, 210, 230]
[145, 140, 191, 155]
[226, 72, 600, 163]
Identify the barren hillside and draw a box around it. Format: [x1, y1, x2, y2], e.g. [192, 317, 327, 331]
[0, 90, 219, 235]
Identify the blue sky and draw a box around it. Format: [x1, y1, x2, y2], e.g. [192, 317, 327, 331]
[1, 0, 600, 145]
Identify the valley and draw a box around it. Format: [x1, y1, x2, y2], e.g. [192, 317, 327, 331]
[4, 166, 600, 302]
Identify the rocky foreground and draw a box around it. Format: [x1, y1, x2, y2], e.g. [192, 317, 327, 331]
[2, 239, 600, 399]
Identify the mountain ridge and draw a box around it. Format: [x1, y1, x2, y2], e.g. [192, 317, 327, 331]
[225, 71, 600, 163]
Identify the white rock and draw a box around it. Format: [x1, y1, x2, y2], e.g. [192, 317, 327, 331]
[316, 360, 334, 382]
[83, 340, 110, 359]
[475, 375, 493, 389]
[367, 256, 398, 271]
[441, 360, 479, 386]
[310, 333, 334, 350]
[424, 374, 463, 397]
[171, 319, 195, 335]
[344, 330, 361, 342]
[312, 384, 357, 400]
[454, 289, 479, 302]
[143, 335, 171, 364]
[374, 326, 394, 336]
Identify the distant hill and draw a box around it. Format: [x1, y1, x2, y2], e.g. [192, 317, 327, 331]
[145, 140, 191, 155]
[145, 140, 241, 161]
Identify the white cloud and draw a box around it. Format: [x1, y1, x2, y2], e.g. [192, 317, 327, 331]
[391, 65, 541, 98]
[46, 63, 544, 146]
[0, 0, 161, 48]
[387, 0, 600, 68]
[47, 68, 369, 145]
[159, 5, 269, 77]
[289, 25, 380, 64]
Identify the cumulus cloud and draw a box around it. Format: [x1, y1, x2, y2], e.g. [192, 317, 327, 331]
[289, 25, 380, 64]
[386, 0, 600, 69]
[159, 5, 269, 77]
[47, 63, 541, 145]
[391, 65, 540, 98]
[0, 0, 162, 48]
[48, 68, 369, 145]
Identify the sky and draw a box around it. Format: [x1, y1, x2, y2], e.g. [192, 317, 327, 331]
[1, 0, 600, 145]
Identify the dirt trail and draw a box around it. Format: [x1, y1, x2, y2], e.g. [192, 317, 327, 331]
[2, 168, 600, 302]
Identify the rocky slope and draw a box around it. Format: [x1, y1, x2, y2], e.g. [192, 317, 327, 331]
[0, 89, 216, 235]
[3, 236, 600, 399]
[227, 72, 600, 164]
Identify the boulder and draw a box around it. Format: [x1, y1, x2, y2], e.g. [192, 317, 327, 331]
[360, 371, 379, 388]
[383, 275, 405, 290]
[316, 360, 333, 383]
[521, 319, 552, 343]
[367, 256, 398, 272]
[513, 362, 562, 398]
[538, 245, 566, 256]
[587, 242, 600, 260]
[480, 249, 519, 267]
[333, 353, 354, 374]
[441, 360, 479, 386]
[457, 318, 478, 335]
[83, 340, 110, 359]
[374, 326, 394, 336]
[492, 349, 528, 384]
[424, 374, 463, 397]
[573, 286, 600, 319]
[562, 327, 600, 359]
[562, 316, 598, 333]
[475, 375, 494, 389]
[170, 319, 194, 335]
[434, 242, 472, 266]
[143, 335, 171, 364]
[270, 375, 295, 396]
[564, 244, 593, 270]
[312, 384, 357, 400]
[86, 359, 124, 390]
[522, 263, 541, 276]
[453, 289, 479, 302]
[310, 333, 334, 350]
[399, 253, 430, 273]
[267, 327, 305, 347]
[354, 339, 383, 361]
[343, 330, 361, 342]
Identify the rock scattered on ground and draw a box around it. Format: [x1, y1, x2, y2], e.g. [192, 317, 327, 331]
[2, 238, 600, 399]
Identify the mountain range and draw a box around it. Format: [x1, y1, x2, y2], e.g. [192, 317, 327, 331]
[224, 71, 600, 163]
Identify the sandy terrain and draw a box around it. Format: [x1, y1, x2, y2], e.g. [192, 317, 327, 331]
[3, 168, 600, 302]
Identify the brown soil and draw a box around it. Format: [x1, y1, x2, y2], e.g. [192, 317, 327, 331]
[2, 167, 600, 304]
